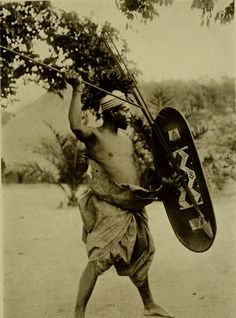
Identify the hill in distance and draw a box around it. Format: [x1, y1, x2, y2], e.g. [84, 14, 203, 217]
[1, 110, 16, 126]
[1, 88, 73, 169]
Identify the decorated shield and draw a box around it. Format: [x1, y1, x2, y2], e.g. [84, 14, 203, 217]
[152, 107, 217, 252]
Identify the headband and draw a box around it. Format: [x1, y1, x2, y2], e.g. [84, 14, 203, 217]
[99, 90, 126, 112]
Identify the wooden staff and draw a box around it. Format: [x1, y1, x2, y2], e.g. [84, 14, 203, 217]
[102, 33, 213, 239]
[0, 42, 212, 238]
[0, 44, 143, 110]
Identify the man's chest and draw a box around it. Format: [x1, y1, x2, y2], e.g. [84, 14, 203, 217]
[90, 131, 134, 160]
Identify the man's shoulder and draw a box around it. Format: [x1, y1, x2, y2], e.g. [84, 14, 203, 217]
[118, 129, 132, 142]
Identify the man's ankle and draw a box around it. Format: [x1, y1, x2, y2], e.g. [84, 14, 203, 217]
[74, 304, 85, 318]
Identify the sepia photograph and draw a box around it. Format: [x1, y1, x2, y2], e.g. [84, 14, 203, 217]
[1, 1, 235, 317]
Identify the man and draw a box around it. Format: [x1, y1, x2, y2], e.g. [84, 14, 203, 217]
[66, 70, 174, 318]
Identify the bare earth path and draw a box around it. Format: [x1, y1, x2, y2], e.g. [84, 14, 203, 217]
[2, 184, 236, 318]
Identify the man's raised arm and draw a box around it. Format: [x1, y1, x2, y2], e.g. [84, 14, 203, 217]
[65, 71, 93, 142]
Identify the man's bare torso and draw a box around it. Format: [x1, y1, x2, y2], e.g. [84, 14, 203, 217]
[85, 127, 140, 185]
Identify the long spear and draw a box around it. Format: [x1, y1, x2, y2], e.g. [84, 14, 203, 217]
[0, 43, 213, 239]
[102, 33, 214, 239]
[0, 44, 144, 110]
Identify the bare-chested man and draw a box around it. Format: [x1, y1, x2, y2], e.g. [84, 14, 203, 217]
[65, 71, 174, 318]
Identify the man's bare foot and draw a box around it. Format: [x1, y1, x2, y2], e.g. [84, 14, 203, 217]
[143, 304, 175, 317]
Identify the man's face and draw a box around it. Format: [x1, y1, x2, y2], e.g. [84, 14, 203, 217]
[112, 103, 131, 130]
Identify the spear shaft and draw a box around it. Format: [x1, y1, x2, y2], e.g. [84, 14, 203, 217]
[0, 44, 143, 109]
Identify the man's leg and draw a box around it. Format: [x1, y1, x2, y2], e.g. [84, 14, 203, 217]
[134, 275, 175, 317]
[74, 261, 98, 318]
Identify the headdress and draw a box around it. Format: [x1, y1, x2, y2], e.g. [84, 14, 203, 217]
[99, 90, 126, 112]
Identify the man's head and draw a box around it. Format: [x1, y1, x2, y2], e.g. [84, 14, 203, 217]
[100, 90, 131, 130]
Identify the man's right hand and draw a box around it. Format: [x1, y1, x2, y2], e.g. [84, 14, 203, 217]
[64, 70, 84, 92]
[162, 173, 188, 188]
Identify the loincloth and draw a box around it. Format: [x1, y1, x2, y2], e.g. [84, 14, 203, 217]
[79, 160, 159, 286]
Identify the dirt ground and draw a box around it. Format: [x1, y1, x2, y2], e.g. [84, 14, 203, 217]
[1, 183, 236, 318]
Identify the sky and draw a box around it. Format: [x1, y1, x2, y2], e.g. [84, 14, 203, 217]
[3, 0, 235, 110]
[54, 0, 235, 81]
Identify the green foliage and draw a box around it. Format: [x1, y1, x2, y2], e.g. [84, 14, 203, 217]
[83, 68, 134, 115]
[130, 88, 173, 173]
[130, 115, 153, 171]
[20, 163, 56, 183]
[147, 87, 174, 114]
[21, 123, 88, 206]
[115, 0, 234, 25]
[215, 1, 234, 24]
[116, 0, 173, 22]
[191, 0, 234, 26]
[131, 77, 235, 190]
[200, 114, 236, 190]
[142, 77, 235, 117]
[0, 1, 137, 109]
